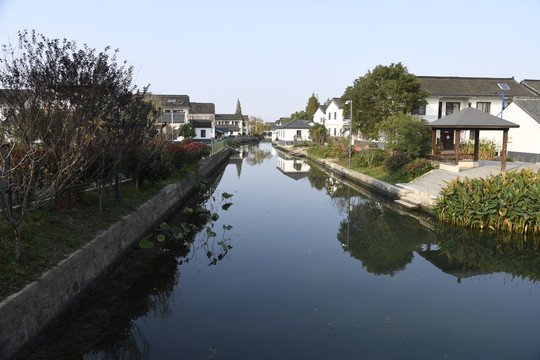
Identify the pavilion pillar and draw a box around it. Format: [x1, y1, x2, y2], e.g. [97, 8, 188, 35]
[501, 129, 508, 172]
[431, 129, 437, 156]
[473, 130, 480, 161]
[454, 129, 461, 165]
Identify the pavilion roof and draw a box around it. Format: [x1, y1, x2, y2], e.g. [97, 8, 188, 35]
[425, 107, 519, 130]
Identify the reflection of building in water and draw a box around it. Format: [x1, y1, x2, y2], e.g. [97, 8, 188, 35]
[277, 151, 310, 180]
[229, 146, 248, 178]
[418, 247, 492, 283]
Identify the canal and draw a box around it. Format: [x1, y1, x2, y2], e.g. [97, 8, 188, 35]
[27, 141, 540, 360]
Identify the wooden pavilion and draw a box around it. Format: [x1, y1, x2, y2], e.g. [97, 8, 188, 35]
[425, 107, 519, 172]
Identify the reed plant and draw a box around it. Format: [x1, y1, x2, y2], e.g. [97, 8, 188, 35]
[434, 169, 540, 234]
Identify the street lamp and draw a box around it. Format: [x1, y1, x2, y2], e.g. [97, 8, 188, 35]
[345, 100, 353, 167]
[497, 83, 510, 119]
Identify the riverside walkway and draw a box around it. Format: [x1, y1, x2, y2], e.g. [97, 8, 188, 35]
[395, 161, 540, 211]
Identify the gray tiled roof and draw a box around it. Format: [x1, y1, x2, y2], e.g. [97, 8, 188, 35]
[426, 107, 519, 129]
[190, 102, 215, 114]
[521, 80, 540, 96]
[332, 97, 343, 108]
[512, 97, 540, 125]
[278, 119, 311, 129]
[418, 76, 534, 97]
[151, 94, 190, 107]
[191, 120, 212, 128]
[215, 114, 243, 121]
[216, 124, 240, 132]
[318, 104, 328, 113]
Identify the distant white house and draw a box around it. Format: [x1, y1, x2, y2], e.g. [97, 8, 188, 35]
[277, 119, 311, 146]
[189, 102, 215, 142]
[324, 98, 346, 137]
[313, 104, 327, 126]
[215, 114, 244, 137]
[504, 97, 540, 163]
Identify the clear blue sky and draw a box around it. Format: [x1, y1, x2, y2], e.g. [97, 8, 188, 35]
[1, 0, 539, 122]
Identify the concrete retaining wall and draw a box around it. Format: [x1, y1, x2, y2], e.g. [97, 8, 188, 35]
[275, 145, 402, 201]
[0, 148, 231, 360]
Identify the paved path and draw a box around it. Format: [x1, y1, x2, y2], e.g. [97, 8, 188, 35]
[395, 161, 540, 211]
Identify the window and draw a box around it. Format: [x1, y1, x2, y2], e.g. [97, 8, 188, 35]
[201, 130, 206, 138]
[411, 105, 426, 116]
[445, 102, 460, 116]
[296, 130, 302, 137]
[476, 102, 491, 113]
[327, 113, 331, 120]
[334, 112, 337, 119]
[334, 128, 336, 136]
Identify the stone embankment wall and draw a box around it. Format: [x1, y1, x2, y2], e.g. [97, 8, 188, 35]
[0, 148, 231, 360]
[275, 145, 403, 200]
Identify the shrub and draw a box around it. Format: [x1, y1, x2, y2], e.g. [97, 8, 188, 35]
[354, 148, 388, 168]
[459, 139, 500, 160]
[384, 153, 411, 174]
[434, 168, 540, 235]
[403, 158, 432, 181]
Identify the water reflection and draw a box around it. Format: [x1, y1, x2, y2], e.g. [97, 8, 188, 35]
[276, 151, 310, 180]
[338, 198, 429, 276]
[426, 226, 540, 283]
[229, 143, 273, 177]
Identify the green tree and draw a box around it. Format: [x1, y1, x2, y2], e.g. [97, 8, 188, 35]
[342, 62, 429, 140]
[178, 123, 196, 139]
[289, 110, 310, 120]
[235, 98, 242, 115]
[306, 93, 320, 118]
[309, 123, 328, 146]
[380, 113, 431, 157]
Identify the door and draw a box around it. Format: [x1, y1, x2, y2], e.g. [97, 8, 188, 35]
[441, 129, 454, 150]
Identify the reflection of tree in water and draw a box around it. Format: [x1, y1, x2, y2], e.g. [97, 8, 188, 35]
[244, 144, 272, 166]
[307, 165, 360, 214]
[337, 200, 429, 276]
[429, 226, 540, 282]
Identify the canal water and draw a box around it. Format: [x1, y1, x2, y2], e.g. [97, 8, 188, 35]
[28, 142, 540, 360]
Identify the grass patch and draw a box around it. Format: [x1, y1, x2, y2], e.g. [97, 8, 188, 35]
[335, 160, 409, 184]
[0, 169, 196, 301]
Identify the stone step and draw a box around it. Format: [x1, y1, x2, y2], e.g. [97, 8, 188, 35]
[396, 183, 440, 198]
[394, 199, 419, 210]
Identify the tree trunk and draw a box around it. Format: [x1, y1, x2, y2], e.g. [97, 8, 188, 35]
[15, 223, 23, 261]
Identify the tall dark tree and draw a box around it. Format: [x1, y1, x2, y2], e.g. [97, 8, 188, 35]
[0, 30, 136, 259]
[306, 93, 320, 119]
[342, 62, 429, 140]
[235, 98, 242, 115]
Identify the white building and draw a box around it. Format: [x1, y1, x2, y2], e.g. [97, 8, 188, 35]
[417, 76, 536, 146]
[189, 102, 215, 142]
[312, 98, 347, 138]
[504, 97, 540, 163]
[277, 119, 311, 146]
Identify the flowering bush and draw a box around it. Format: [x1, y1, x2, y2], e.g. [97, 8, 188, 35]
[166, 141, 210, 169]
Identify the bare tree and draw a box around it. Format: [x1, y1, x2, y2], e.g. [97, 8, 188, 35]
[0, 30, 135, 259]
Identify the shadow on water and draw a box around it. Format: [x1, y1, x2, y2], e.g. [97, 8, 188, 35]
[26, 161, 235, 360]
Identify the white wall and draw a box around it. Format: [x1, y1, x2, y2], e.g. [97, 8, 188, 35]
[505, 103, 540, 156]
[422, 96, 506, 123]
[279, 128, 310, 142]
[325, 100, 345, 137]
[313, 108, 325, 125]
